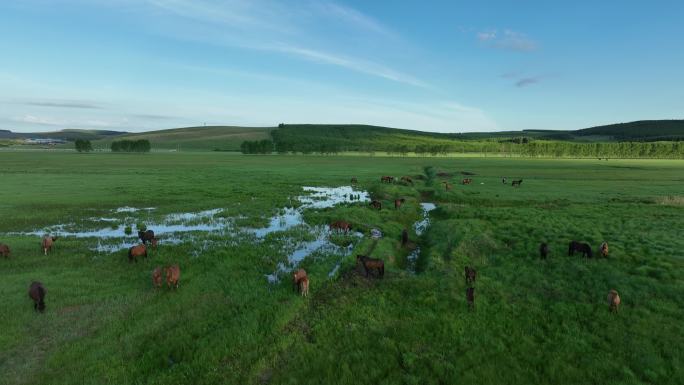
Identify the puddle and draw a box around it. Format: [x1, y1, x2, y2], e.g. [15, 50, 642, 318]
[407, 202, 436, 273]
[115, 206, 156, 213]
[299, 186, 370, 209]
[250, 207, 303, 238]
[414, 203, 436, 236]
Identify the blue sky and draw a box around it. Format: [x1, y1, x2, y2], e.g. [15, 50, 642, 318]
[1, 0, 683, 133]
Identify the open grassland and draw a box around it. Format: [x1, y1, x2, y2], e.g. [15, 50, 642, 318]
[0, 152, 683, 385]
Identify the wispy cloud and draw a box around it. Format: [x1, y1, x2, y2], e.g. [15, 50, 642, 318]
[18, 100, 102, 109]
[477, 29, 537, 52]
[515, 77, 540, 87]
[143, 0, 427, 87]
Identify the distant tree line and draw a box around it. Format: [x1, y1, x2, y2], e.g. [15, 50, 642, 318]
[74, 139, 93, 153]
[111, 139, 151, 153]
[240, 139, 273, 154]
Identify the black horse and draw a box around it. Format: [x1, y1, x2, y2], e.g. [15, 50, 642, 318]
[568, 241, 593, 258]
[539, 243, 549, 259]
[138, 229, 155, 245]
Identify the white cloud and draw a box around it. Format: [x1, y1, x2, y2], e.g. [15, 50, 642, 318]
[477, 29, 537, 52]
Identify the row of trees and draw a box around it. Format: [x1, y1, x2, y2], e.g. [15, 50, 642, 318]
[255, 138, 684, 158]
[240, 139, 273, 154]
[74, 139, 93, 152]
[111, 139, 151, 153]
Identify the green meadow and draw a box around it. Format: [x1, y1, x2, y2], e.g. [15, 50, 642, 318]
[1, 152, 683, 385]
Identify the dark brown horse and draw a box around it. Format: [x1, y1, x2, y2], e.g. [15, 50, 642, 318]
[357, 255, 384, 278]
[466, 287, 475, 310]
[400, 176, 414, 185]
[442, 181, 452, 191]
[292, 269, 307, 292]
[568, 241, 593, 258]
[401, 228, 409, 246]
[462, 178, 473, 185]
[42, 236, 57, 256]
[28, 281, 46, 312]
[165, 264, 180, 289]
[128, 244, 147, 263]
[0, 243, 10, 258]
[350, 177, 358, 185]
[464, 266, 477, 285]
[370, 200, 382, 210]
[600, 242, 609, 258]
[138, 230, 155, 245]
[394, 198, 405, 209]
[511, 179, 523, 187]
[539, 243, 549, 259]
[380, 176, 395, 183]
[329, 220, 352, 233]
[152, 267, 163, 288]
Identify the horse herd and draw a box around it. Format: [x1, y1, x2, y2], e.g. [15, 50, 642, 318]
[1, 228, 180, 313]
[6, 173, 620, 314]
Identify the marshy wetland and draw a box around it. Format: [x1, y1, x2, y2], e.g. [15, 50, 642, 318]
[1, 152, 683, 385]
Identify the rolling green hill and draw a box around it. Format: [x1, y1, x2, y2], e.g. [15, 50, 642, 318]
[92, 126, 274, 151]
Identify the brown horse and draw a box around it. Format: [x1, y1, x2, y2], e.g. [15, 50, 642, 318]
[370, 200, 382, 210]
[138, 230, 155, 245]
[299, 276, 309, 297]
[466, 287, 475, 310]
[511, 179, 523, 187]
[443, 182, 452, 191]
[28, 281, 47, 312]
[329, 221, 352, 233]
[357, 255, 384, 278]
[128, 244, 147, 263]
[607, 289, 621, 313]
[539, 243, 549, 259]
[464, 266, 477, 285]
[600, 242, 609, 258]
[400, 176, 413, 185]
[0, 243, 10, 258]
[350, 177, 358, 185]
[152, 267, 163, 288]
[568, 241, 593, 258]
[292, 269, 308, 292]
[41, 236, 57, 256]
[462, 178, 473, 185]
[380, 176, 394, 183]
[394, 198, 405, 209]
[165, 265, 180, 289]
[401, 228, 409, 246]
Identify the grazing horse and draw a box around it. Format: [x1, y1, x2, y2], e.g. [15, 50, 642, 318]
[356, 255, 384, 278]
[329, 220, 352, 233]
[464, 266, 477, 285]
[165, 265, 180, 289]
[600, 242, 609, 258]
[370, 200, 382, 210]
[128, 244, 147, 263]
[380, 176, 394, 183]
[539, 243, 549, 259]
[442, 182, 452, 191]
[511, 179, 523, 187]
[394, 198, 405, 209]
[292, 269, 308, 292]
[568, 241, 593, 258]
[401, 228, 409, 246]
[607, 289, 621, 313]
[351, 177, 358, 185]
[152, 267, 163, 288]
[466, 287, 475, 310]
[299, 276, 309, 297]
[138, 230, 155, 245]
[400, 176, 414, 185]
[0, 243, 10, 258]
[41, 236, 57, 256]
[461, 178, 473, 185]
[28, 281, 46, 312]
